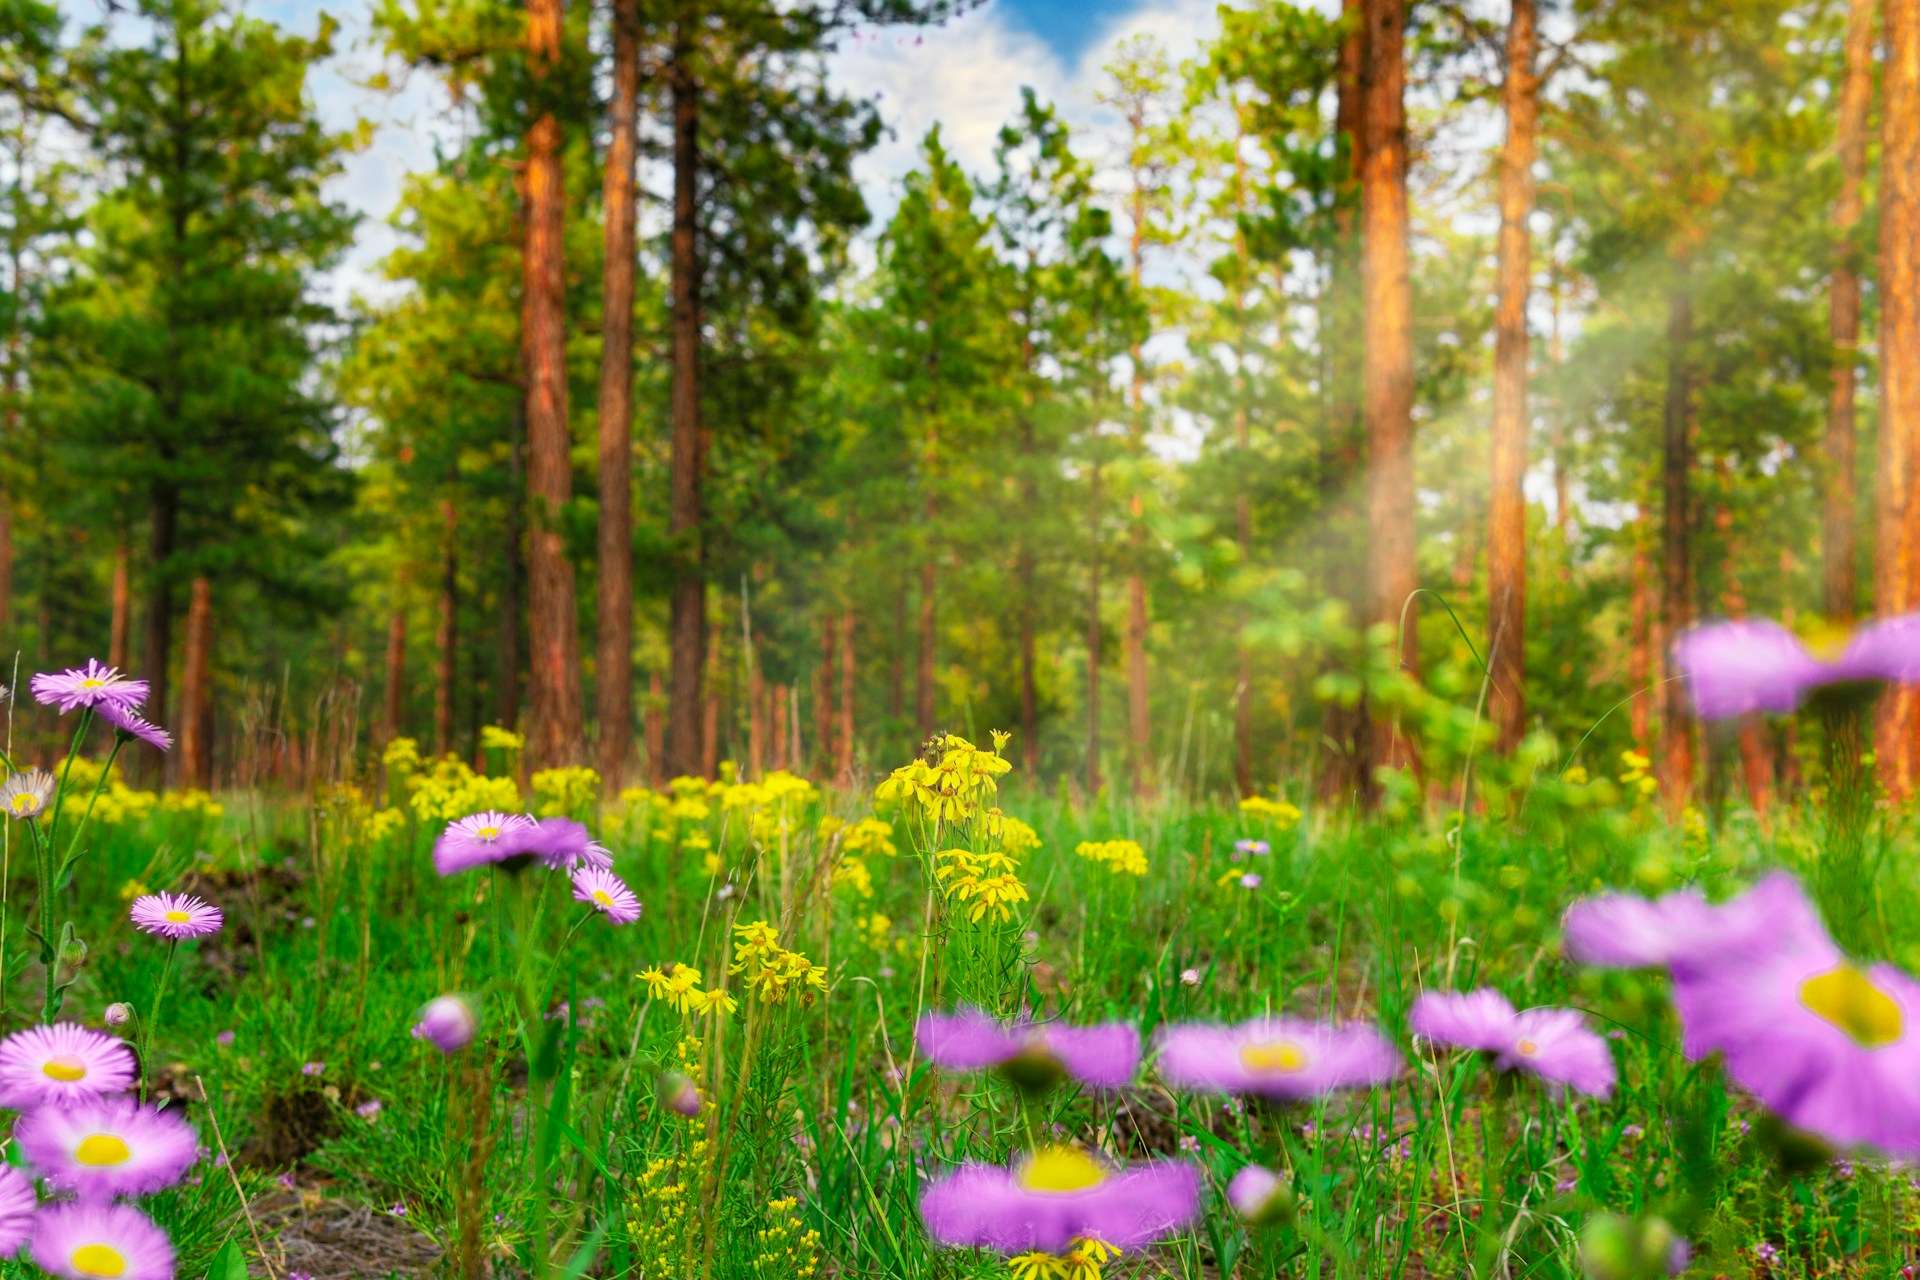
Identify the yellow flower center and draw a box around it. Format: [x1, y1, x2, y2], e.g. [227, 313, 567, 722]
[592, 890, 614, 908]
[75, 1133, 131, 1166]
[1018, 1146, 1108, 1195]
[1516, 1038, 1538, 1056]
[7, 795, 33, 814]
[80, 678, 105, 690]
[477, 826, 501, 841]
[41, 1055, 87, 1082]
[1800, 964, 1904, 1047]
[1239, 1040, 1309, 1073]
[164, 910, 192, 924]
[70, 1244, 126, 1278]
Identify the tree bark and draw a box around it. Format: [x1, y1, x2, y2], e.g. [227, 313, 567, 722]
[177, 576, 212, 789]
[1630, 520, 1652, 751]
[838, 610, 856, 781]
[1880, 0, 1920, 797]
[665, 26, 707, 780]
[497, 408, 525, 733]
[140, 491, 178, 735]
[109, 541, 130, 672]
[700, 629, 719, 780]
[747, 647, 764, 780]
[1488, 0, 1537, 754]
[1824, 0, 1875, 623]
[521, 0, 583, 770]
[1361, 0, 1417, 777]
[595, 0, 640, 789]
[1659, 277, 1696, 813]
[383, 604, 405, 746]
[436, 497, 458, 758]
[771, 683, 789, 773]
[815, 619, 836, 775]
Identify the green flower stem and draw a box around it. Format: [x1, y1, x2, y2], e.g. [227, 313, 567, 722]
[1475, 1072, 1514, 1279]
[140, 939, 179, 1100]
[56, 735, 125, 885]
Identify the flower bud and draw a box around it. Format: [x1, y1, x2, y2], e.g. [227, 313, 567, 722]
[410, 993, 478, 1054]
[1226, 1164, 1295, 1228]
[1580, 1213, 1690, 1280]
[658, 1072, 701, 1118]
[103, 1002, 132, 1027]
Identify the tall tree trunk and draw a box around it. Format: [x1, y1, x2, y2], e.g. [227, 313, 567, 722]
[1630, 520, 1652, 752]
[1361, 0, 1417, 778]
[497, 409, 524, 732]
[176, 577, 212, 789]
[815, 619, 836, 775]
[838, 610, 856, 781]
[109, 541, 130, 672]
[384, 604, 405, 746]
[595, 0, 640, 789]
[1488, 0, 1537, 754]
[140, 491, 178, 735]
[1714, 479, 1771, 816]
[771, 683, 789, 773]
[645, 670, 665, 786]
[521, 0, 582, 770]
[436, 498, 458, 758]
[1825, 0, 1875, 623]
[665, 27, 707, 780]
[1659, 276, 1696, 813]
[700, 630, 720, 779]
[1880, 0, 1920, 797]
[1318, 0, 1372, 806]
[1087, 463, 1103, 797]
[747, 648, 764, 780]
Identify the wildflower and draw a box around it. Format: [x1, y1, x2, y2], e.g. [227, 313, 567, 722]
[1579, 1214, 1691, 1280]
[95, 700, 172, 751]
[30, 660, 150, 714]
[103, 1002, 131, 1028]
[571, 865, 642, 924]
[277, 1172, 297, 1190]
[129, 892, 223, 940]
[412, 994, 478, 1054]
[528, 816, 614, 871]
[30, 1202, 175, 1280]
[1154, 1017, 1400, 1102]
[1410, 989, 1615, 1098]
[1753, 1241, 1780, 1266]
[216, 1030, 235, 1047]
[1562, 873, 1806, 976]
[1239, 873, 1261, 890]
[920, 1146, 1200, 1254]
[1075, 840, 1148, 877]
[0, 768, 55, 820]
[390, 1203, 408, 1217]
[659, 1073, 701, 1117]
[917, 1009, 1141, 1091]
[299, 1062, 323, 1077]
[1238, 796, 1303, 827]
[0, 1166, 34, 1255]
[1233, 839, 1270, 858]
[0, 1023, 138, 1109]
[17, 1094, 199, 1200]
[432, 811, 539, 875]
[1225, 1164, 1294, 1226]
[1674, 614, 1920, 719]
[356, 1099, 383, 1120]
[689, 988, 738, 1017]
[1178, 969, 1200, 987]
[639, 964, 710, 1015]
[729, 922, 829, 1005]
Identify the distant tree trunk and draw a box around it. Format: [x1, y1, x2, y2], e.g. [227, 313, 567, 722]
[1825, 0, 1875, 624]
[436, 498, 458, 758]
[837, 610, 856, 780]
[1630, 521, 1653, 751]
[1488, 0, 1537, 754]
[109, 541, 130, 672]
[747, 649, 764, 780]
[595, 0, 641, 790]
[770, 684, 788, 772]
[815, 620, 836, 774]
[521, 0, 583, 770]
[645, 670, 665, 785]
[140, 490, 178, 734]
[700, 632, 720, 779]
[1318, 0, 1372, 806]
[177, 576, 212, 789]
[1880, 0, 1920, 797]
[1659, 276, 1696, 813]
[384, 604, 405, 746]
[1361, 0, 1417, 778]
[665, 25, 707, 780]
[497, 410, 524, 733]
[1087, 462, 1103, 797]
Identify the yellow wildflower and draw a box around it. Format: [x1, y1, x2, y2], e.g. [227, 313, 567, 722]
[1076, 840, 1148, 877]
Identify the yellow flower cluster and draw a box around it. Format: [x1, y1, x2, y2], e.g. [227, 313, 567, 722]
[57, 759, 157, 827]
[729, 921, 829, 1006]
[381, 736, 423, 772]
[531, 765, 600, 817]
[637, 964, 738, 1018]
[363, 807, 407, 842]
[1238, 796, 1303, 828]
[874, 732, 1013, 824]
[1076, 840, 1148, 878]
[753, 1197, 821, 1279]
[479, 725, 525, 753]
[838, 816, 898, 858]
[404, 755, 522, 824]
[1009, 1238, 1121, 1280]
[624, 1134, 710, 1276]
[1618, 750, 1659, 798]
[864, 913, 892, 952]
[157, 788, 224, 820]
[832, 857, 874, 899]
[987, 810, 1042, 857]
[935, 848, 1030, 924]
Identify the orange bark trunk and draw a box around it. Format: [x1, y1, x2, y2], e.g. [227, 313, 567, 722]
[1878, 0, 1920, 797]
[178, 577, 212, 789]
[1659, 279, 1696, 813]
[1824, 0, 1874, 623]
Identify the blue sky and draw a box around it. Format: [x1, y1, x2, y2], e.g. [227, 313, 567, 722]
[1000, 0, 1159, 62]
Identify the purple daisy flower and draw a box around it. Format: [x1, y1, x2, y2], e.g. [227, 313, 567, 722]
[1234, 839, 1271, 857]
[0, 1023, 138, 1109]
[921, 1146, 1200, 1254]
[411, 994, 478, 1054]
[129, 892, 223, 940]
[916, 1008, 1141, 1091]
[1153, 1017, 1400, 1102]
[1226, 1163, 1293, 1226]
[17, 1094, 199, 1200]
[95, 700, 173, 751]
[30, 1202, 175, 1280]
[1674, 614, 1920, 720]
[0, 1165, 36, 1256]
[570, 865, 641, 924]
[1410, 989, 1616, 1098]
[525, 817, 611, 870]
[432, 811, 538, 875]
[29, 660, 151, 715]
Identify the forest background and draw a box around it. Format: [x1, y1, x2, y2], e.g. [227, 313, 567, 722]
[2, 0, 1915, 814]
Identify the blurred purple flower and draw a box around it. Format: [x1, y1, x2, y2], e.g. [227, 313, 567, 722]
[916, 1008, 1140, 1091]
[1410, 989, 1615, 1098]
[1155, 1017, 1400, 1102]
[1675, 615, 1920, 720]
[920, 1147, 1200, 1254]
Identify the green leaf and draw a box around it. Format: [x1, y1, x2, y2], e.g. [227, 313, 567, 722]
[206, 1237, 251, 1280]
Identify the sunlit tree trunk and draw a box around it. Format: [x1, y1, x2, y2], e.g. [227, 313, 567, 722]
[1488, 0, 1537, 754]
[177, 576, 212, 789]
[1659, 275, 1695, 813]
[109, 541, 130, 672]
[521, 0, 583, 770]
[1630, 520, 1652, 752]
[815, 619, 835, 775]
[747, 645, 764, 780]
[497, 409, 524, 733]
[1362, 0, 1417, 779]
[665, 20, 707, 780]
[1879, 0, 1920, 797]
[1824, 0, 1874, 624]
[771, 683, 789, 773]
[595, 0, 641, 789]
[436, 498, 457, 758]
[700, 627, 720, 779]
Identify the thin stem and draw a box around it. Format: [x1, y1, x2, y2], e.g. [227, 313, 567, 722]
[56, 735, 124, 886]
[141, 940, 179, 1100]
